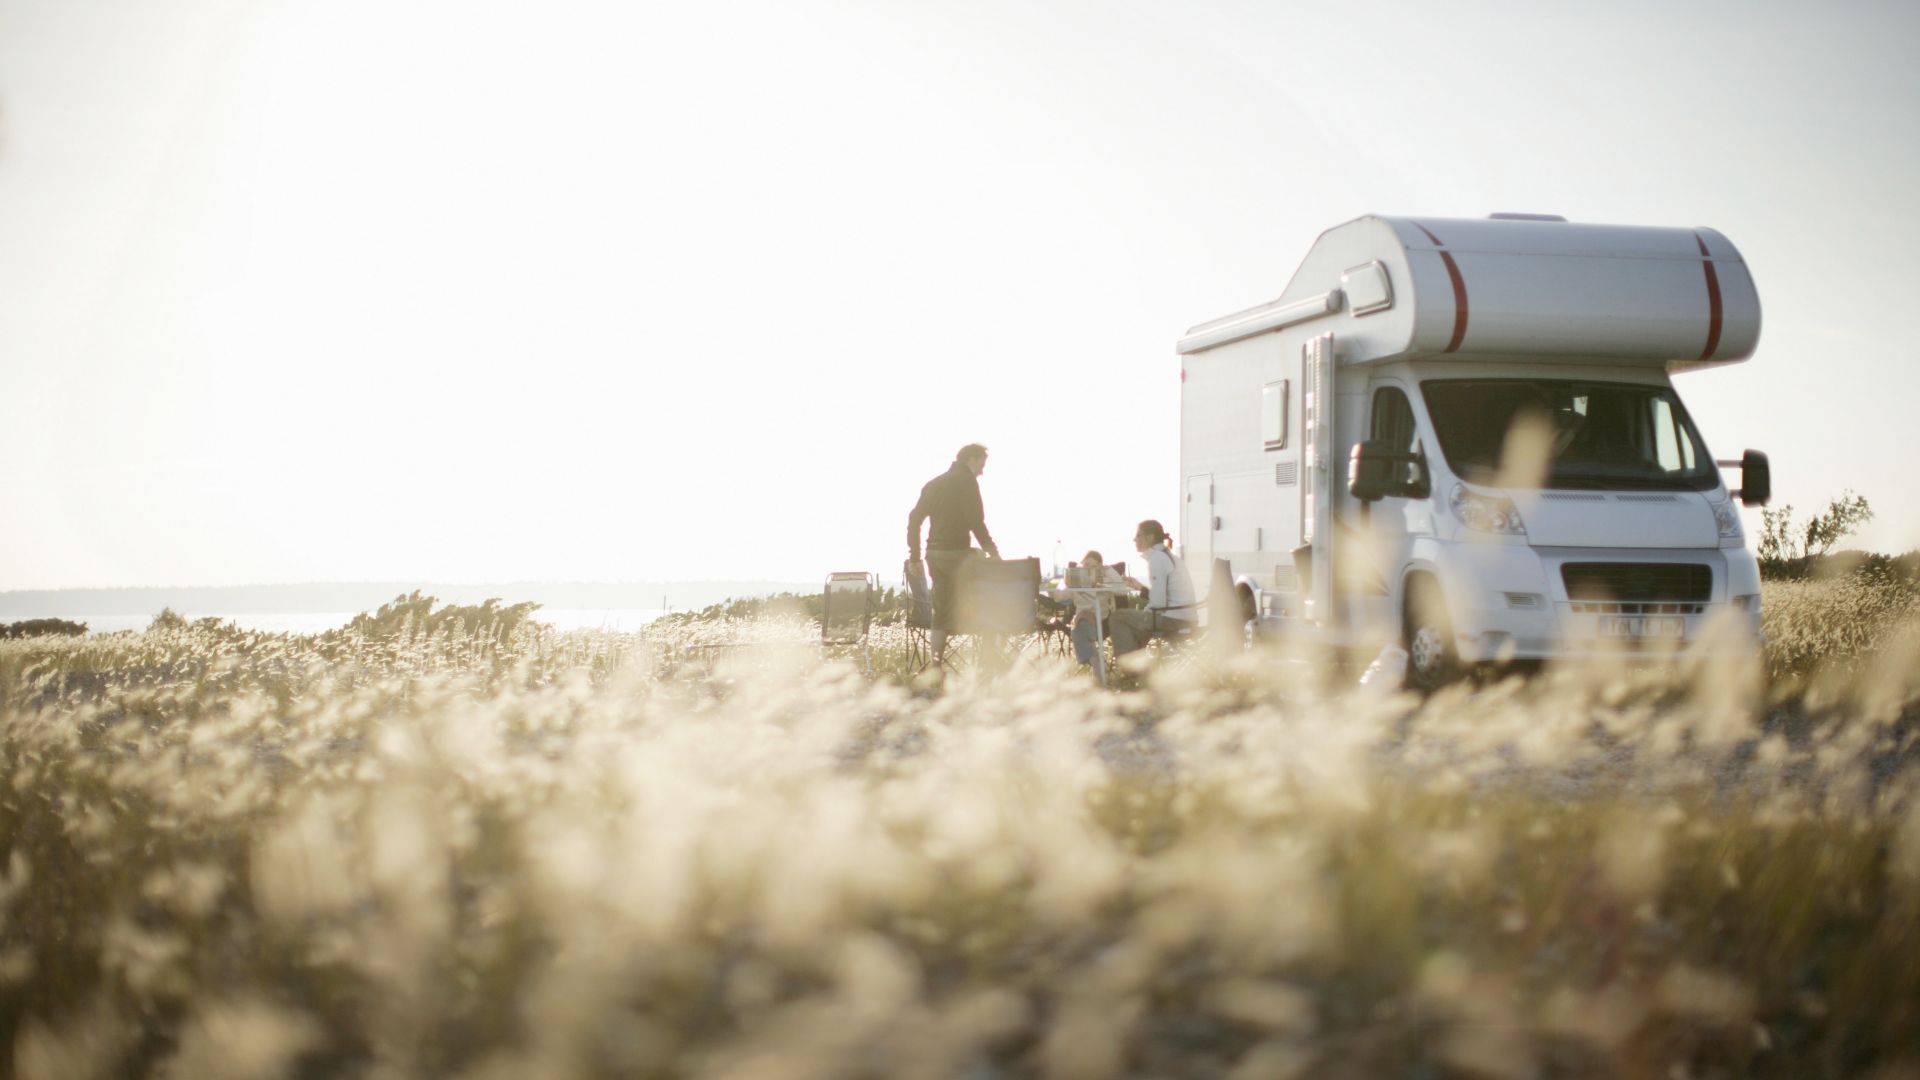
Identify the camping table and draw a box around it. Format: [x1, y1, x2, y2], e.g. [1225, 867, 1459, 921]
[1051, 584, 1136, 685]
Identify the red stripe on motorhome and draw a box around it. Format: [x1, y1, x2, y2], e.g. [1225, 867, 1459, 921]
[1694, 232, 1724, 361]
[1416, 223, 1470, 353]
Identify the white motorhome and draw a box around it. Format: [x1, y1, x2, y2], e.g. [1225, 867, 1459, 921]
[1177, 214, 1772, 687]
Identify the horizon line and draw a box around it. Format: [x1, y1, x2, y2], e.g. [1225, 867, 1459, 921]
[0, 577, 829, 596]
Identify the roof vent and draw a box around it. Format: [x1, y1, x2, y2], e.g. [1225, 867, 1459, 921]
[1488, 212, 1568, 222]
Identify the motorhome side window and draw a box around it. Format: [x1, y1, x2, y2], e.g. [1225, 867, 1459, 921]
[1262, 380, 1288, 449]
[1419, 379, 1717, 491]
[1371, 387, 1417, 452]
[1370, 387, 1421, 488]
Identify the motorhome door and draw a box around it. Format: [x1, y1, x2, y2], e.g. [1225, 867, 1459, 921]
[1184, 473, 1214, 608]
[1351, 379, 1423, 635]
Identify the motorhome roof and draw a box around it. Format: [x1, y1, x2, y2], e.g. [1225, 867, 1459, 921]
[1178, 215, 1761, 370]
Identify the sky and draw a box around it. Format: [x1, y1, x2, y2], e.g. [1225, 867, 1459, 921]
[3, 0, 1917, 591]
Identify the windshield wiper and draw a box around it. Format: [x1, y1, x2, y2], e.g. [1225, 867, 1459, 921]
[1545, 475, 1611, 490]
[1550, 472, 1697, 492]
[1607, 476, 1697, 491]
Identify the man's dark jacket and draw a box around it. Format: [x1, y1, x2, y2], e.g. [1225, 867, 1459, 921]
[907, 462, 997, 559]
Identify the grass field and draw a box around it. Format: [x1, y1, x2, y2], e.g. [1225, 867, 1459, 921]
[2, 576, 1918, 1079]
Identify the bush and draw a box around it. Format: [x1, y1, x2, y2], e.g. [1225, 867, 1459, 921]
[330, 591, 541, 644]
[652, 585, 917, 629]
[1759, 491, 1875, 576]
[0, 619, 87, 640]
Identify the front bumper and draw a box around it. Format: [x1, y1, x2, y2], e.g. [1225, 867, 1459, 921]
[1441, 545, 1763, 663]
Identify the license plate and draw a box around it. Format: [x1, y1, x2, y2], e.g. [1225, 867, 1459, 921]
[1597, 615, 1685, 639]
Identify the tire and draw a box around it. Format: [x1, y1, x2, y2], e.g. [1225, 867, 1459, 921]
[1403, 577, 1459, 692]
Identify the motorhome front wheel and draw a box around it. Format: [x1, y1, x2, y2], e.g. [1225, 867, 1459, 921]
[1404, 579, 1459, 691]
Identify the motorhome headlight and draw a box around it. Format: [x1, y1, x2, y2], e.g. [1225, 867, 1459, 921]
[1713, 501, 1743, 540]
[1449, 483, 1526, 535]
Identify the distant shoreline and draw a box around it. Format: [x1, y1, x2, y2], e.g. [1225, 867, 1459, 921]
[0, 581, 818, 619]
[15, 608, 675, 636]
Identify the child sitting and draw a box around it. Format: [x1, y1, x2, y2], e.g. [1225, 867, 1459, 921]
[1068, 550, 1125, 667]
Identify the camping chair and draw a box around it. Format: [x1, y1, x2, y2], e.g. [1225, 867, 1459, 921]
[1132, 557, 1237, 673]
[821, 571, 876, 673]
[957, 557, 1042, 672]
[903, 559, 934, 673]
[1156, 557, 1234, 645]
[1033, 593, 1075, 659]
[901, 556, 1046, 675]
[1142, 610, 1202, 662]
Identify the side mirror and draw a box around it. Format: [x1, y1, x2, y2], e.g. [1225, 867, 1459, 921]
[1739, 449, 1770, 507]
[1349, 441, 1392, 502]
[1348, 441, 1430, 502]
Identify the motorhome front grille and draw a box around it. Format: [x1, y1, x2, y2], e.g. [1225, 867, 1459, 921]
[1612, 494, 1681, 503]
[1274, 461, 1298, 486]
[1541, 492, 1606, 502]
[1561, 563, 1711, 602]
[1569, 601, 1706, 616]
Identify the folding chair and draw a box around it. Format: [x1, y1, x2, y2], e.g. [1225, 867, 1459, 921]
[821, 571, 876, 673]
[1141, 559, 1242, 665]
[957, 557, 1041, 672]
[903, 559, 934, 673]
[1033, 594, 1075, 659]
[1144, 612, 1202, 662]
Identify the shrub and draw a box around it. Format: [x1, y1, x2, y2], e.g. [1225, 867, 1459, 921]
[0, 619, 87, 640]
[1759, 490, 1875, 576]
[330, 591, 541, 644]
[653, 585, 917, 629]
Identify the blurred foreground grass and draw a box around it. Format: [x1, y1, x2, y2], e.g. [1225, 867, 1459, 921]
[0, 576, 1917, 1078]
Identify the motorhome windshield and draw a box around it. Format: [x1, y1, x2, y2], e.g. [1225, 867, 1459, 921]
[1420, 379, 1717, 491]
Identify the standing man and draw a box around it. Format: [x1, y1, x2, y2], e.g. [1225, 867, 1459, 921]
[907, 443, 999, 665]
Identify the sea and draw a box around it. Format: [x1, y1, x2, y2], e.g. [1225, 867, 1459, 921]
[33, 609, 670, 636]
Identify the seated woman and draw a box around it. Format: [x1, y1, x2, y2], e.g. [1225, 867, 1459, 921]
[1067, 550, 1125, 667]
[1110, 519, 1197, 656]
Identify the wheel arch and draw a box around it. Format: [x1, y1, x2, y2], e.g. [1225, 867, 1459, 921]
[1231, 575, 1260, 623]
[1398, 557, 1448, 622]
[1399, 562, 1459, 690]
